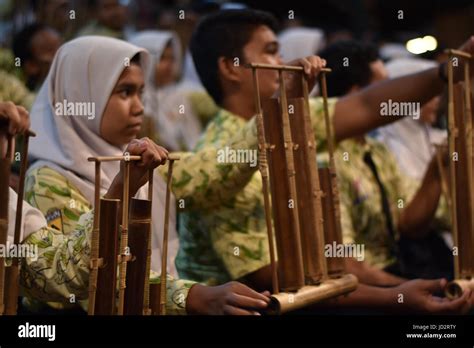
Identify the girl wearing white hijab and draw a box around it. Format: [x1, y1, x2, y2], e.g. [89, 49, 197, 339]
[22, 36, 271, 314]
[130, 31, 202, 151]
[376, 58, 447, 181]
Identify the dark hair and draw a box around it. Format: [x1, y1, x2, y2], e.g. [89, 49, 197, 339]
[12, 23, 48, 64]
[319, 40, 379, 97]
[190, 9, 278, 105]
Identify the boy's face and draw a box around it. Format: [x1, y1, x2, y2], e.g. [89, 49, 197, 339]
[240, 25, 282, 100]
[100, 63, 145, 146]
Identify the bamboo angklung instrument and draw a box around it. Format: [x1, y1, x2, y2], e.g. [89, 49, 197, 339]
[0, 130, 12, 316]
[4, 130, 35, 314]
[87, 155, 140, 315]
[247, 63, 358, 314]
[444, 49, 474, 299]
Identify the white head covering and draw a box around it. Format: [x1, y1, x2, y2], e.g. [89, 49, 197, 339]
[129, 30, 182, 90]
[28, 36, 179, 276]
[8, 188, 48, 243]
[130, 31, 203, 151]
[376, 57, 446, 180]
[278, 27, 326, 61]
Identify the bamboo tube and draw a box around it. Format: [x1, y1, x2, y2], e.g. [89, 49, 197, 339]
[117, 159, 131, 315]
[143, 168, 154, 315]
[5, 131, 33, 314]
[124, 198, 151, 315]
[251, 67, 279, 294]
[446, 53, 460, 280]
[434, 145, 451, 211]
[87, 161, 101, 315]
[266, 274, 358, 315]
[288, 96, 326, 284]
[319, 71, 345, 278]
[94, 198, 120, 315]
[159, 156, 179, 315]
[445, 279, 474, 300]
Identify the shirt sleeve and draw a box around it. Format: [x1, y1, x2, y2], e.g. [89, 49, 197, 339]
[158, 117, 259, 211]
[20, 210, 197, 315]
[25, 166, 92, 234]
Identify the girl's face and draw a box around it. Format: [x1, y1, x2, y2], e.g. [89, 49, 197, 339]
[154, 42, 177, 87]
[100, 63, 145, 146]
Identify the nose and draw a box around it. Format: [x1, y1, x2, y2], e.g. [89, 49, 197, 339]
[132, 94, 144, 116]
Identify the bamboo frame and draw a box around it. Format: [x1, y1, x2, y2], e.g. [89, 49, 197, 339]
[247, 63, 357, 313]
[444, 49, 474, 298]
[87, 155, 141, 315]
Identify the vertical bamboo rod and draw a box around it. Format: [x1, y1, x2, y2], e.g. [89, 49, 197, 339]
[5, 132, 32, 314]
[160, 159, 176, 315]
[447, 53, 460, 280]
[143, 168, 154, 315]
[117, 160, 131, 315]
[87, 161, 101, 315]
[251, 68, 279, 295]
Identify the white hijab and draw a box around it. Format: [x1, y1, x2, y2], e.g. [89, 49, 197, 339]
[130, 31, 202, 151]
[376, 58, 447, 180]
[8, 188, 48, 243]
[278, 27, 326, 61]
[28, 36, 179, 276]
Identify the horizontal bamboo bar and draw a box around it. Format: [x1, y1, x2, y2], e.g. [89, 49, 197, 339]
[88, 155, 141, 162]
[246, 62, 331, 73]
[445, 49, 472, 59]
[445, 278, 474, 299]
[266, 274, 358, 315]
[88, 154, 180, 162]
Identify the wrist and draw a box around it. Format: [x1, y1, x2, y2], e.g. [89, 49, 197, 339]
[186, 284, 208, 315]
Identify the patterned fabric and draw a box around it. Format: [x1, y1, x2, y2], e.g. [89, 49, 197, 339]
[0, 70, 35, 109]
[20, 211, 194, 314]
[176, 97, 337, 285]
[23, 168, 194, 314]
[335, 136, 450, 268]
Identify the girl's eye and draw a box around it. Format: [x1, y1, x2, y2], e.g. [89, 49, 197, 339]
[119, 89, 130, 98]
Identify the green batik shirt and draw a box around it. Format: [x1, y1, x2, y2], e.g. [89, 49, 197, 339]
[0, 70, 35, 109]
[335, 136, 450, 269]
[176, 97, 337, 285]
[20, 210, 194, 315]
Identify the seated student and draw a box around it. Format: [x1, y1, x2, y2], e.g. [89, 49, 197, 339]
[320, 41, 452, 281]
[22, 37, 269, 315]
[376, 58, 447, 181]
[129, 31, 203, 151]
[12, 23, 62, 92]
[77, 0, 127, 40]
[175, 9, 474, 313]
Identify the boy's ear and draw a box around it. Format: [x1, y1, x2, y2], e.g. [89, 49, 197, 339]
[217, 56, 243, 83]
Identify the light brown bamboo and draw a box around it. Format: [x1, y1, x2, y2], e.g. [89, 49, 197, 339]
[267, 274, 358, 315]
[143, 168, 154, 315]
[446, 53, 460, 280]
[251, 67, 279, 294]
[445, 279, 474, 300]
[117, 160, 131, 315]
[160, 157, 179, 315]
[320, 71, 345, 278]
[87, 161, 101, 315]
[5, 131, 33, 314]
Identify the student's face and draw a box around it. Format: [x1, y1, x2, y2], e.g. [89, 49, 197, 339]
[26, 29, 61, 87]
[97, 0, 127, 31]
[100, 63, 145, 146]
[240, 25, 282, 99]
[154, 43, 177, 88]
